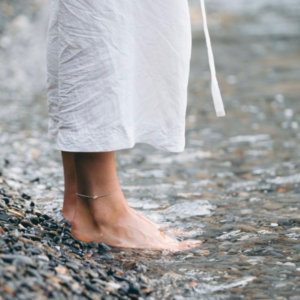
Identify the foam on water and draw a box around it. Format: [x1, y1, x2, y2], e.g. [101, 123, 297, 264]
[163, 200, 216, 220]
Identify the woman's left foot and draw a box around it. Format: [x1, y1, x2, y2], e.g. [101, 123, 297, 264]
[61, 195, 76, 224]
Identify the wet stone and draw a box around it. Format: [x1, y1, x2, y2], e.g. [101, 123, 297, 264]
[96, 254, 114, 261]
[21, 220, 34, 228]
[65, 262, 80, 271]
[1, 254, 35, 267]
[23, 234, 41, 241]
[2, 197, 10, 205]
[87, 242, 98, 249]
[7, 209, 24, 218]
[98, 242, 111, 252]
[29, 215, 39, 225]
[8, 216, 19, 225]
[26, 269, 43, 280]
[97, 269, 108, 280]
[63, 239, 74, 246]
[37, 255, 49, 263]
[83, 280, 101, 293]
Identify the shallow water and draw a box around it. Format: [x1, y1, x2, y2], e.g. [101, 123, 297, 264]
[1, 0, 300, 298]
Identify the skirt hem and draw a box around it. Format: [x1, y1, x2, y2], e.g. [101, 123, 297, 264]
[48, 128, 185, 153]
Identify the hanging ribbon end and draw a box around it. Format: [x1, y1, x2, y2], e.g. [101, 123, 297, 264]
[211, 79, 226, 117]
[201, 0, 226, 118]
[216, 110, 226, 117]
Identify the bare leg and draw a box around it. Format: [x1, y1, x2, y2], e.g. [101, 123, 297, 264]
[71, 152, 202, 251]
[61, 151, 158, 227]
[61, 151, 77, 223]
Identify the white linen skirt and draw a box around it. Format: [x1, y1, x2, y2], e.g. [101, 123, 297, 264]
[46, 0, 192, 152]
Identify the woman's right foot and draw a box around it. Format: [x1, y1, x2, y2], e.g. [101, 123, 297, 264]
[71, 191, 202, 251]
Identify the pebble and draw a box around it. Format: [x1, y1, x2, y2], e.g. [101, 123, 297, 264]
[21, 220, 34, 227]
[0, 193, 147, 299]
[1, 255, 34, 266]
[37, 255, 49, 262]
[22, 234, 41, 241]
[54, 266, 68, 274]
[97, 254, 114, 260]
[283, 262, 296, 268]
[84, 280, 101, 293]
[65, 262, 79, 271]
[288, 227, 300, 232]
[98, 242, 111, 252]
[7, 209, 24, 218]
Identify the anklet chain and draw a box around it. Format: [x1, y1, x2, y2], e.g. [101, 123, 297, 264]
[76, 187, 121, 199]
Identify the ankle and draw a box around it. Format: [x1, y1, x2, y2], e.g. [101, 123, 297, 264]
[63, 189, 76, 204]
[73, 192, 129, 226]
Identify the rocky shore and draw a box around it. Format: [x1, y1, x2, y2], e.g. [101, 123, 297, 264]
[0, 189, 155, 300]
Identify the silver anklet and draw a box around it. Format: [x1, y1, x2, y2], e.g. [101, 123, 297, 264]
[76, 187, 121, 199]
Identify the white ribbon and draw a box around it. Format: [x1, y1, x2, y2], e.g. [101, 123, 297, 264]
[200, 0, 225, 117]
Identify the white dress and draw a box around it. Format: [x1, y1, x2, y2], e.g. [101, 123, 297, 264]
[46, 0, 224, 153]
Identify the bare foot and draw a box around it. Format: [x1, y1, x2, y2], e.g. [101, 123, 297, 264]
[131, 210, 195, 237]
[130, 208, 160, 229]
[71, 191, 202, 251]
[61, 151, 77, 224]
[61, 194, 76, 224]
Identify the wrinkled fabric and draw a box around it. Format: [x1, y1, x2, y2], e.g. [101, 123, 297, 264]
[47, 0, 191, 152]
